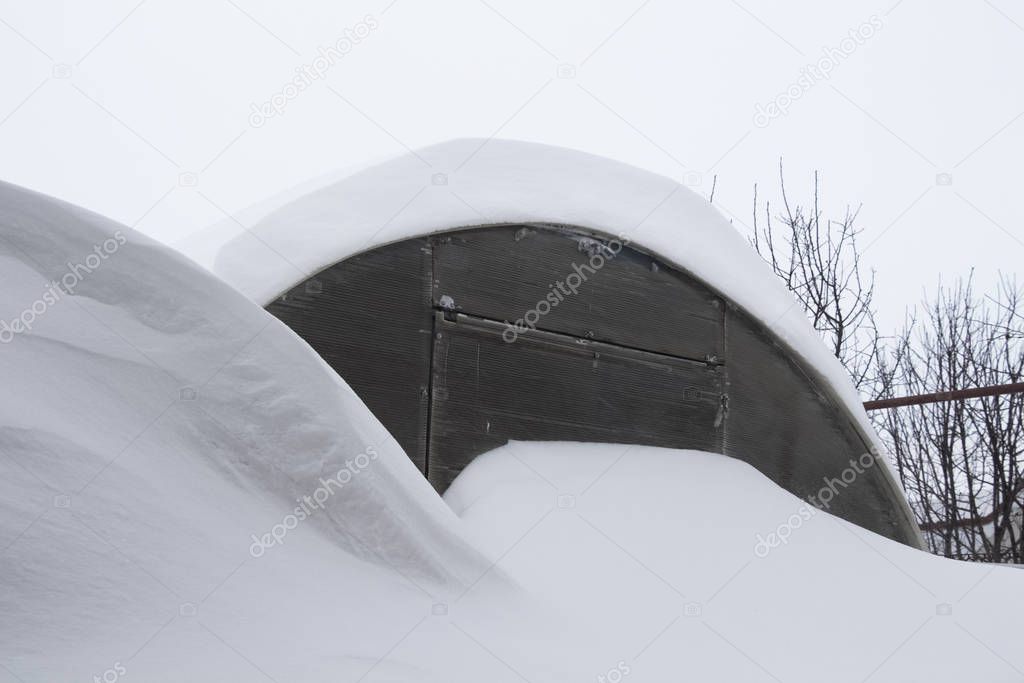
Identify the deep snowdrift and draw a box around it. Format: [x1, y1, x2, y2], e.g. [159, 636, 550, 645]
[449, 442, 1024, 682]
[0, 180, 500, 679]
[2, 180, 1022, 682]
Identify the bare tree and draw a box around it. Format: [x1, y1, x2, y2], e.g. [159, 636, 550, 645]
[748, 166, 1022, 561]
[873, 275, 1024, 562]
[751, 160, 880, 390]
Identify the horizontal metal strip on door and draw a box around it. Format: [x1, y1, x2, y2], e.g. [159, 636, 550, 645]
[427, 312, 725, 491]
[431, 225, 724, 362]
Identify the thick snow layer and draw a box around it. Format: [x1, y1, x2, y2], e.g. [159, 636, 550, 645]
[447, 442, 1024, 682]
[209, 138, 918, 539]
[4, 180, 1021, 682]
[0, 181, 499, 677]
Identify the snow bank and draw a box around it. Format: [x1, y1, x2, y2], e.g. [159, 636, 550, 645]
[0, 180, 498, 677]
[208, 138, 917, 538]
[446, 441, 1024, 682]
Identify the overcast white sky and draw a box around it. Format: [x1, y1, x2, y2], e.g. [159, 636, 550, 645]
[1, 0, 1021, 331]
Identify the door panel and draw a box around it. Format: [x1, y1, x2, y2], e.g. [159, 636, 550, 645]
[427, 312, 724, 491]
[432, 226, 724, 362]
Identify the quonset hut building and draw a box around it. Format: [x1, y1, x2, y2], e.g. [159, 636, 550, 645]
[214, 139, 923, 548]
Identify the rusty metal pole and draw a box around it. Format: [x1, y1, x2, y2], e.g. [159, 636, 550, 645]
[863, 382, 1024, 411]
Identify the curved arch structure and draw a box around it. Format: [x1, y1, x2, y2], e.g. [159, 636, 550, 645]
[213, 139, 923, 548]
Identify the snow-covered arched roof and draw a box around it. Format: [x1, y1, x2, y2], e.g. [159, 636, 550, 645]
[212, 138, 920, 543]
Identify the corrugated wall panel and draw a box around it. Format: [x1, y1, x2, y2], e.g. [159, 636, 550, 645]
[722, 306, 913, 544]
